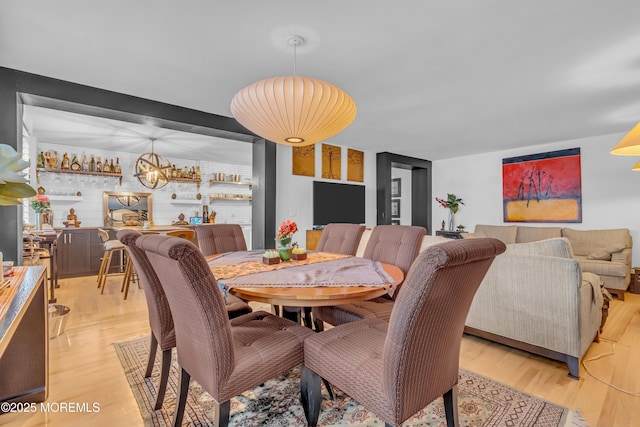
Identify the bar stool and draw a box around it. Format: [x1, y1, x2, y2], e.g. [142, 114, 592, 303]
[121, 230, 161, 299]
[97, 228, 126, 293]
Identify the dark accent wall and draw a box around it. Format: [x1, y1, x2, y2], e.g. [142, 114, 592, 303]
[376, 152, 432, 232]
[0, 67, 275, 262]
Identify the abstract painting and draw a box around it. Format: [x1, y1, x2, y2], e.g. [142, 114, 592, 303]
[292, 145, 315, 177]
[502, 148, 582, 223]
[322, 144, 341, 180]
[347, 149, 364, 182]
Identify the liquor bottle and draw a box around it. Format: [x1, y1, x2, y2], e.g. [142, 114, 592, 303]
[81, 155, 89, 172]
[89, 155, 96, 172]
[103, 158, 111, 173]
[171, 164, 177, 178]
[37, 152, 46, 169]
[195, 166, 201, 181]
[53, 151, 60, 169]
[61, 153, 70, 170]
[114, 158, 122, 174]
[96, 156, 103, 173]
[110, 159, 115, 172]
[191, 166, 196, 180]
[183, 166, 188, 179]
[202, 205, 209, 223]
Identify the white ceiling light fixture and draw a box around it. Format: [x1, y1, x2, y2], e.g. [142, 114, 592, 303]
[133, 138, 172, 189]
[230, 35, 357, 147]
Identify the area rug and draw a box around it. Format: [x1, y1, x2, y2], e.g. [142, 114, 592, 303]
[114, 335, 586, 426]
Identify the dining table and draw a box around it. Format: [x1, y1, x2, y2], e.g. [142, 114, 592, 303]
[206, 251, 404, 322]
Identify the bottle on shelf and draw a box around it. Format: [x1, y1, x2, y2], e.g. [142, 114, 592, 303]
[103, 158, 111, 173]
[96, 156, 103, 173]
[110, 159, 115, 173]
[61, 153, 70, 170]
[89, 155, 96, 172]
[52, 151, 60, 169]
[202, 205, 209, 223]
[81, 155, 89, 172]
[70, 154, 81, 171]
[195, 166, 201, 181]
[114, 158, 122, 174]
[37, 151, 46, 169]
[171, 164, 177, 178]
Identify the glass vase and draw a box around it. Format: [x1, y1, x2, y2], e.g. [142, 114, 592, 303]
[275, 236, 292, 249]
[448, 210, 455, 232]
[34, 211, 41, 231]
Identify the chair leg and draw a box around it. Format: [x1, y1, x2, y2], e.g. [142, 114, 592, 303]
[122, 260, 133, 300]
[172, 368, 190, 427]
[145, 334, 158, 378]
[213, 400, 231, 427]
[313, 318, 325, 332]
[99, 250, 113, 293]
[443, 385, 459, 427]
[97, 251, 109, 287]
[303, 307, 313, 328]
[300, 366, 323, 427]
[154, 348, 172, 410]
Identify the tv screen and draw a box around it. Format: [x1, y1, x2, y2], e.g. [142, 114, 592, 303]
[313, 181, 365, 226]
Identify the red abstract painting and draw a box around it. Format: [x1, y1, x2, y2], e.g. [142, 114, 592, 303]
[502, 148, 582, 222]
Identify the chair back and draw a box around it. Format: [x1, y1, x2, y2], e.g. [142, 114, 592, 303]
[382, 238, 505, 419]
[135, 234, 234, 396]
[316, 223, 365, 255]
[195, 224, 247, 256]
[363, 225, 426, 275]
[117, 230, 175, 350]
[166, 229, 195, 241]
[97, 228, 110, 244]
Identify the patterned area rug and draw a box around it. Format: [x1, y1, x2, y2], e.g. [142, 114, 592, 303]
[114, 335, 586, 426]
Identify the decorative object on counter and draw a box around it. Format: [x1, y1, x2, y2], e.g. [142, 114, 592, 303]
[63, 208, 81, 228]
[291, 247, 307, 261]
[436, 193, 464, 232]
[262, 249, 281, 265]
[0, 144, 36, 205]
[230, 34, 356, 147]
[275, 219, 298, 261]
[441, 220, 446, 231]
[133, 137, 171, 189]
[202, 205, 209, 223]
[173, 213, 189, 225]
[171, 193, 177, 199]
[208, 210, 216, 224]
[456, 224, 466, 232]
[30, 194, 51, 230]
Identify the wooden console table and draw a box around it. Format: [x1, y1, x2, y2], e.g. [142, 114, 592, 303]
[0, 266, 48, 404]
[435, 230, 463, 239]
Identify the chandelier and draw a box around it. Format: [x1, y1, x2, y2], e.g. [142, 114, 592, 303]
[133, 138, 171, 189]
[230, 35, 357, 147]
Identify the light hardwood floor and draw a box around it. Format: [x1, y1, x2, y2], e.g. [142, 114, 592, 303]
[2, 274, 639, 426]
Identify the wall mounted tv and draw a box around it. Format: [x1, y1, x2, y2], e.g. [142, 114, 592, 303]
[313, 181, 365, 226]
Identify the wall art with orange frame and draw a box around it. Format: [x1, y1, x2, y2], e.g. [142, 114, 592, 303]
[502, 147, 582, 223]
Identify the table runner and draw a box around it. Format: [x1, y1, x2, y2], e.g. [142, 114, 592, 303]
[208, 251, 349, 279]
[0, 267, 28, 321]
[208, 251, 396, 293]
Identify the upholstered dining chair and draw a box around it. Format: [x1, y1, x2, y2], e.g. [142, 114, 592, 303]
[136, 234, 314, 427]
[117, 230, 253, 412]
[195, 223, 247, 256]
[312, 224, 426, 331]
[301, 238, 506, 427]
[316, 223, 366, 255]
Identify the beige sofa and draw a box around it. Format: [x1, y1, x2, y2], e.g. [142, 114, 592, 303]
[464, 238, 604, 378]
[474, 224, 632, 299]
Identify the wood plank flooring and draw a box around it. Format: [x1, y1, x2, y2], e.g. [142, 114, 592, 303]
[1, 274, 639, 426]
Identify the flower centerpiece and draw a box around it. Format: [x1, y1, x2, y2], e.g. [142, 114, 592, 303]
[0, 144, 36, 206]
[436, 193, 464, 231]
[275, 219, 298, 261]
[31, 195, 50, 213]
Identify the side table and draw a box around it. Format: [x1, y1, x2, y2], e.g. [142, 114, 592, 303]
[435, 230, 463, 239]
[630, 267, 640, 294]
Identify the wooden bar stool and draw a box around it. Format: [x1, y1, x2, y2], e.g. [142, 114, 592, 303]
[97, 228, 126, 293]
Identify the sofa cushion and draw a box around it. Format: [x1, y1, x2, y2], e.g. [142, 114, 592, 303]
[562, 228, 631, 256]
[474, 224, 517, 244]
[573, 255, 629, 278]
[587, 250, 611, 261]
[504, 238, 573, 258]
[516, 226, 562, 243]
[418, 235, 450, 252]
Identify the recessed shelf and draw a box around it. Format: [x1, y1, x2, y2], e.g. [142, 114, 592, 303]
[36, 168, 122, 184]
[209, 180, 252, 186]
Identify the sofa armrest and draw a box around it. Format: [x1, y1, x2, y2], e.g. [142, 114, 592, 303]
[611, 248, 631, 266]
[466, 253, 601, 357]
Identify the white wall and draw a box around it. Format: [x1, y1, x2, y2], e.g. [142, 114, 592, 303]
[275, 144, 377, 248]
[431, 132, 640, 265]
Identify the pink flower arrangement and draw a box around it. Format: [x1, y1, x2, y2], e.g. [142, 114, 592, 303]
[277, 219, 298, 239]
[31, 194, 50, 212]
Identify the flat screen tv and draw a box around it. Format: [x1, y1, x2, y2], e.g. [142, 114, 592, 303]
[313, 181, 365, 226]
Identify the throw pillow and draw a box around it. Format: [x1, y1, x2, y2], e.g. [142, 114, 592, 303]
[606, 243, 625, 253]
[460, 232, 486, 239]
[587, 249, 611, 261]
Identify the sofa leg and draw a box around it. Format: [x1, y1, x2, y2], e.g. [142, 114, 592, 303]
[567, 356, 579, 380]
[607, 288, 625, 301]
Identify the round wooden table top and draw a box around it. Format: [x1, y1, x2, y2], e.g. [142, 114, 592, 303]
[229, 262, 404, 307]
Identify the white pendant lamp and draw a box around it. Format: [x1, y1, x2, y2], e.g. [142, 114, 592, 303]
[230, 35, 357, 147]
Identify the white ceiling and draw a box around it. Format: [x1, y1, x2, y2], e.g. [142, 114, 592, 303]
[2, 1, 640, 160]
